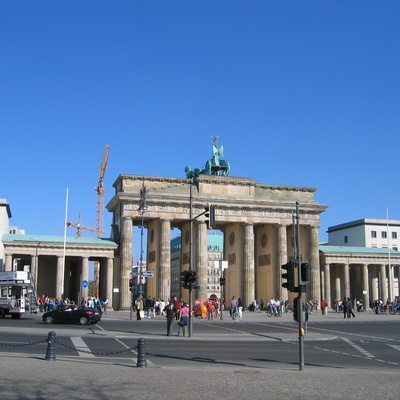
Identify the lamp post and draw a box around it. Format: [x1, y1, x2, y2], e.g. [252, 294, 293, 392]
[138, 181, 147, 300]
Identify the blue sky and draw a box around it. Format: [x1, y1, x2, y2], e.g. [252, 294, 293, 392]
[2, 1, 400, 260]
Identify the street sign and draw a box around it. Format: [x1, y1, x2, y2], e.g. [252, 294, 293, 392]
[82, 280, 89, 288]
[132, 271, 154, 278]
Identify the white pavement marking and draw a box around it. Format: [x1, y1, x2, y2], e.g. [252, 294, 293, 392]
[70, 337, 95, 358]
[340, 337, 375, 358]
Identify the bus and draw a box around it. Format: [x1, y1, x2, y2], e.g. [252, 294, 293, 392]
[0, 271, 38, 319]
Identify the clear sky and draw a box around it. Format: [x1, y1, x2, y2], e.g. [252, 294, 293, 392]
[2, 1, 400, 261]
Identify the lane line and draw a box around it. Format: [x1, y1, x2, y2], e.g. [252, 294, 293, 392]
[70, 337, 95, 358]
[341, 337, 375, 358]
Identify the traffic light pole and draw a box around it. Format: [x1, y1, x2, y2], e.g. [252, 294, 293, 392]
[187, 179, 217, 337]
[294, 202, 305, 371]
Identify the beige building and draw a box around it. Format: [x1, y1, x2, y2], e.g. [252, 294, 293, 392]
[107, 174, 327, 309]
[170, 231, 224, 301]
[319, 218, 400, 308]
[2, 234, 118, 306]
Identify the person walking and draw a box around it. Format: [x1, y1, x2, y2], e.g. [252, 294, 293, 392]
[237, 298, 243, 319]
[177, 302, 190, 336]
[230, 296, 238, 320]
[346, 298, 355, 318]
[162, 301, 178, 336]
[321, 299, 327, 315]
[135, 297, 143, 320]
[342, 298, 348, 318]
[207, 299, 215, 320]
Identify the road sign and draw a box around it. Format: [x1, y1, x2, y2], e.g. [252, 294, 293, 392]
[143, 271, 154, 278]
[82, 280, 89, 288]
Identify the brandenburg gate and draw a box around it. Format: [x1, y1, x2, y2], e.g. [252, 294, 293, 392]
[107, 173, 327, 309]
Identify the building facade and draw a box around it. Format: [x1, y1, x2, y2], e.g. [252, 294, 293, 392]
[2, 234, 118, 307]
[106, 174, 327, 309]
[327, 219, 400, 250]
[170, 231, 224, 301]
[319, 219, 400, 308]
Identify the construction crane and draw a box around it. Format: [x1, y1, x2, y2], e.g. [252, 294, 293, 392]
[95, 144, 110, 238]
[66, 214, 106, 237]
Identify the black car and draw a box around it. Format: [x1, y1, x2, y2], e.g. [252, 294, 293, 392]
[42, 307, 102, 325]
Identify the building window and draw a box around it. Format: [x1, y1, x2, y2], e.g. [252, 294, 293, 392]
[344, 236, 348, 243]
[371, 231, 377, 238]
[382, 231, 387, 239]
[392, 232, 397, 239]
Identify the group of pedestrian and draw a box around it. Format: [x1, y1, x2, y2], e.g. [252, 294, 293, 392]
[229, 296, 243, 319]
[134, 297, 167, 320]
[342, 297, 355, 318]
[39, 295, 109, 314]
[162, 297, 189, 336]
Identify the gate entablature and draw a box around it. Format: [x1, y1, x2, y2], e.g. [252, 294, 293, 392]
[107, 174, 326, 229]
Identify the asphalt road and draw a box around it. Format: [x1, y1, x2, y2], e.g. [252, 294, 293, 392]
[1, 310, 400, 399]
[1, 309, 400, 371]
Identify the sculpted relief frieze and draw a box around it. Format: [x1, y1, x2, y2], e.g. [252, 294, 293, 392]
[122, 201, 320, 224]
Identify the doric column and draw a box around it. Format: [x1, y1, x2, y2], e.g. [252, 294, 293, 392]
[56, 256, 64, 299]
[106, 257, 114, 308]
[335, 270, 341, 302]
[196, 221, 208, 300]
[243, 223, 255, 308]
[324, 263, 331, 308]
[379, 264, 388, 301]
[371, 267, 378, 303]
[31, 255, 39, 287]
[387, 264, 394, 301]
[361, 264, 369, 307]
[310, 226, 320, 301]
[120, 217, 133, 309]
[159, 219, 171, 301]
[5, 254, 12, 271]
[343, 263, 350, 298]
[397, 266, 400, 298]
[277, 224, 287, 300]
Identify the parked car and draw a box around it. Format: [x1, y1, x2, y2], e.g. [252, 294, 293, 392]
[42, 306, 102, 325]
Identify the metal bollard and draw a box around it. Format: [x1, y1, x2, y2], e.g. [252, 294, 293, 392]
[136, 338, 147, 368]
[45, 331, 56, 361]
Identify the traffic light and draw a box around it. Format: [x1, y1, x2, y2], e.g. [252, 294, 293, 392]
[205, 204, 216, 229]
[281, 261, 295, 292]
[219, 277, 226, 286]
[129, 279, 133, 291]
[180, 270, 188, 289]
[187, 270, 196, 287]
[300, 261, 309, 284]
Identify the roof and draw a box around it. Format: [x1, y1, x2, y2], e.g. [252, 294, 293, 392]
[1, 234, 117, 246]
[319, 244, 400, 255]
[0, 199, 12, 218]
[328, 218, 400, 232]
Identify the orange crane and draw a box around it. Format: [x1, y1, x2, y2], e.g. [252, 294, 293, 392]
[66, 214, 106, 237]
[95, 144, 110, 238]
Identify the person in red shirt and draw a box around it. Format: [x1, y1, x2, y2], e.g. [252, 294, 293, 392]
[321, 299, 327, 315]
[207, 300, 215, 320]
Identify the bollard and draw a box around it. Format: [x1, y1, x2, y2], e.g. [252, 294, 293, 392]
[136, 338, 147, 368]
[45, 331, 56, 361]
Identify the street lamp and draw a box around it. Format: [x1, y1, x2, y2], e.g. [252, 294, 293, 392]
[138, 181, 147, 300]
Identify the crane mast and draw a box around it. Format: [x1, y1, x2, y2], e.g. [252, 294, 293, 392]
[95, 145, 110, 238]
